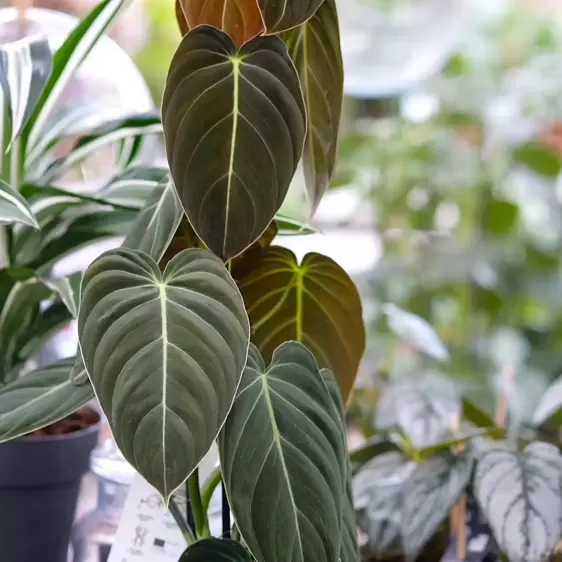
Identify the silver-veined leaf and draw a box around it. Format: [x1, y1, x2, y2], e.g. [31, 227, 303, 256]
[353, 451, 411, 558]
[162, 26, 306, 260]
[78, 247, 249, 502]
[123, 179, 183, 262]
[24, 0, 132, 152]
[179, 538, 252, 562]
[0, 178, 39, 228]
[532, 375, 562, 428]
[0, 34, 52, 144]
[474, 442, 562, 562]
[376, 373, 460, 449]
[0, 357, 94, 442]
[219, 342, 346, 562]
[401, 448, 473, 559]
[382, 303, 449, 361]
[290, 0, 343, 212]
[257, 0, 324, 34]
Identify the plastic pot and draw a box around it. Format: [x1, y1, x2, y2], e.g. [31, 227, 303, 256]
[0, 421, 99, 562]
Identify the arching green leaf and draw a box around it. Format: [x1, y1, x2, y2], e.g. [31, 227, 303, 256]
[235, 246, 365, 403]
[0, 357, 94, 442]
[123, 179, 183, 262]
[474, 442, 562, 562]
[257, 0, 324, 34]
[162, 26, 306, 260]
[0, 35, 52, 144]
[0, 179, 39, 228]
[376, 374, 460, 449]
[219, 342, 346, 562]
[177, 0, 265, 46]
[78, 247, 250, 502]
[179, 539, 252, 562]
[290, 0, 343, 212]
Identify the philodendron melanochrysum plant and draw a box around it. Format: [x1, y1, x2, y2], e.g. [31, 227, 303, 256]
[62, 1, 361, 561]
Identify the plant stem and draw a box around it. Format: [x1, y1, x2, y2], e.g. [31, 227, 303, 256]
[200, 467, 222, 536]
[169, 497, 196, 545]
[188, 468, 207, 538]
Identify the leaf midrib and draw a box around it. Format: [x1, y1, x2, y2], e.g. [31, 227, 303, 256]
[159, 281, 169, 499]
[260, 372, 303, 561]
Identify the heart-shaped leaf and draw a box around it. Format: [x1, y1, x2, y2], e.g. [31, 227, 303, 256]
[474, 442, 562, 562]
[533, 375, 562, 428]
[176, 0, 265, 46]
[0, 357, 94, 442]
[376, 373, 460, 449]
[179, 538, 252, 562]
[162, 26, 306, 260]
[78, 247, 250, 502]
[235, 246, 365, 403]
[123, 179, 184, 262]
[401, 449, 473, 559]
[0, 179, 39, 228]
[257, 0, 324, 34]
[320, 369, 360, 562]
[289, 0, 343, 212]
[219, 342, 346, 562]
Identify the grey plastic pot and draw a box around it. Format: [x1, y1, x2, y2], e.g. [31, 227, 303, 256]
[0, 421, 99, 562]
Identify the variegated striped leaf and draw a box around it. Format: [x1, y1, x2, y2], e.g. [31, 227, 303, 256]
[475, 442, 562, 562]
[533, 375, 562, 428]
[0, 34, 52, 144]
[78, 247, 250, 502]
[0, 178, 38, 228]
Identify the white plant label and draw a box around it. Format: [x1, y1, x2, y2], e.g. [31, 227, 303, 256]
[107, 444, 220, 562]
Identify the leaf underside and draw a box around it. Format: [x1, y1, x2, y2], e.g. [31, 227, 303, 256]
[78, 247, 250, 502]
[162, 26, 306, 260]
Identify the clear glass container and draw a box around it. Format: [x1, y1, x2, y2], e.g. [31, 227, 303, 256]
[71, 438, 137, 562]
[336, 0, 470, 97]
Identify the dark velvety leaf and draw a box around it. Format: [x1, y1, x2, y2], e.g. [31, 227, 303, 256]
[290, 0, 343, 212]
[0, 357, 94, 442]
[219, 342, 346, 562]
[375, 374, 460, 449]
[78, 248, 249, 502]
[162, 26, 306, 260]
[235, 246, 365, 404]
[177, 0, 264, 46]
[257, 0, 324, 34]
[474, 442, 562, 562]
[179, 539, 252, 562]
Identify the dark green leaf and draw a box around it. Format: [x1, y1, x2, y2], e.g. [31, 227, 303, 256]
[290, 0, 343, 212]
[474, 442, 562, 562]
[0, 357, 94, 442]
[78, 248, 249, 502]
[179, 539, 251, 562]
[123, 179, 183, 262]
[162, 26, 306, 260]
[514, 141, 561, 177]
[257, 0, 324, 34]
[483, 200, 519, 237]
[236, 246, 365, 403]
[0, 35, 52, 143]
[462, 397, 496, 429]
[219, 342, 346, 562]
[349, 437, 402, 468]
